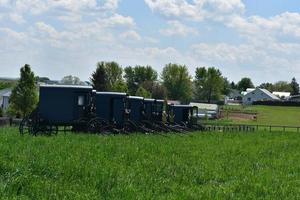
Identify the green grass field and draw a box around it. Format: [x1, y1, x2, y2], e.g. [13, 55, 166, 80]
[219, 105, 300, 126]
[1, 127, 300, 199]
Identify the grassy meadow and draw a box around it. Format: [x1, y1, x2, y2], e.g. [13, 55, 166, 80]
[1, 127, 300, 199]
[219, 105, 300, 126]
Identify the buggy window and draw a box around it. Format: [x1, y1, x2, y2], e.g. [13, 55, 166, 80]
[78, 96, 85, 106]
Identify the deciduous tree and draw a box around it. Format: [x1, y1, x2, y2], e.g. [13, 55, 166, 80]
[237, 77, 254, 91]
[273, 81, 292, 92]
[194, 67, 224, 103]
[124, 65, 157, 95]
[61, 75, 82, 85]
[135, 86, 151, 98]
[162, 63, 192, 103]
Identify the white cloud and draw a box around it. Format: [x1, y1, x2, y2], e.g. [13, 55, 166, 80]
[120, 30, 141, 41]
[102, 0, 119, 10]
[160, 20, 198, 37]
[227, 12, 300, 40]
[144, 0, 245, 21]
[102, 14, 135, 27]
[0, 27, 27, 41]
[9, 13, 26, 24]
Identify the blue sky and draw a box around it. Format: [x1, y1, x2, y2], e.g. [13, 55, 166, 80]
[1, 0, 300, 85]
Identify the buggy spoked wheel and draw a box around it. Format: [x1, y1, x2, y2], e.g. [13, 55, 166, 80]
[38, 125, 59, 136]
[88, 118, 110, 134]
[19, 116, 33, 135]
[88, 118, 102, 134]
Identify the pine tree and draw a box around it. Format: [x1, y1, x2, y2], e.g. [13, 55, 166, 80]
[9, 64, 38, 117]
[291, 77, 299, 95]
[90, 62, 108, 91]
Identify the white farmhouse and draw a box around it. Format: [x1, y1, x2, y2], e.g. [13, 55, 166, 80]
[0, 88, 12, 111]
[243, 88, 280, 105]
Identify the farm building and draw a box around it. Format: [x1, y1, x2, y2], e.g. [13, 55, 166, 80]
[289, 95, 300, 102]
[243, 88, 280, 104]
[0, 88, 12, 111]
[190, 102, 219, 119]
[226, 89, 244, 104]
[241, 88, 255, 96]
[272, 91, 291, 99]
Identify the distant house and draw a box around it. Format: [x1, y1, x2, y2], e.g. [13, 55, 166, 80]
[272, 91, 291, 99]
[243, 88, 280, 105]
[241, 88, 255, 96]
[0, 88, 12, 111]
[227, 89, 243, 101]
[190, 102, 219, 119]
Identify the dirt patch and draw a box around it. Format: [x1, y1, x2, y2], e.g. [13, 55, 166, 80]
[220, 111, 257, 121]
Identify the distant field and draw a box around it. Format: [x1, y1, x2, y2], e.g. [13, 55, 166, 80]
[218, 105, 300, 126]
[1, 127, 300, 199]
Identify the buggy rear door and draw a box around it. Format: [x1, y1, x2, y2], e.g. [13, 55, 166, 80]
[112, 97, 125, 126]
[74, 92, 88, 120]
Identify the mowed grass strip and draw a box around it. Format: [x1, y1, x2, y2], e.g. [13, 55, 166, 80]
[221, 105, 300, 126]
[1, 127, 300, 199]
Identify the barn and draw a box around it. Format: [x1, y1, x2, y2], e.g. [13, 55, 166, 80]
[243, 88, 280, 105]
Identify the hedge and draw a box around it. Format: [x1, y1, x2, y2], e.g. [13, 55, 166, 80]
[253, 101, 300, 106]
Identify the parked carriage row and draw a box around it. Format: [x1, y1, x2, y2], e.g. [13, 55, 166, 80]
[19, 85, 203, 135]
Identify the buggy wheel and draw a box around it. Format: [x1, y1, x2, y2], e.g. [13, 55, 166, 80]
[19, 116, 33, 135]
[39, 125, 58, 136]
[88, 118, 102, 134]
[51, 125, 59, 135]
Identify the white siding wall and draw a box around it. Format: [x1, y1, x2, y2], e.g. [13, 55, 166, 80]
[243, 90, 273, 104]
[2, 96, 9, 110]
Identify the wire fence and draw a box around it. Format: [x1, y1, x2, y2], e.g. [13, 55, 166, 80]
[203, 123, 300, 133]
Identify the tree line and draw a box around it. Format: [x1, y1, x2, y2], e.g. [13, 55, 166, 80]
[90, 61, 300, 102]
[6, 63, 300, 117]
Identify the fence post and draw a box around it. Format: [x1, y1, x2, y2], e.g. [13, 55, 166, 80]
[298, 127, 299, 133]
[269, 126, 272, 132]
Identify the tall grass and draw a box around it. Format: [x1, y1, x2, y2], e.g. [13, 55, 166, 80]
[1, 127, 300, 199]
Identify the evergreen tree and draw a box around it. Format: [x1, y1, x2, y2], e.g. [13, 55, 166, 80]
[90, 61, 124, 91]
[291, 77, 299, 95]
[9, 64, 38, 117]
[90, 62, 108, 91]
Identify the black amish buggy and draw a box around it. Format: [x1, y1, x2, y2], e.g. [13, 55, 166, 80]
[19, 85, 203, 135]
[142, 99, 173, 132]
[89, 92, 127, 133]
[19, 85, 94, 135]
[124, 96, 153, 133]
[167, 104, 203, 131]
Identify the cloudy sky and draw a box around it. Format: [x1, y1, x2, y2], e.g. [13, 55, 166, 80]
[1, 0, 300, 84]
